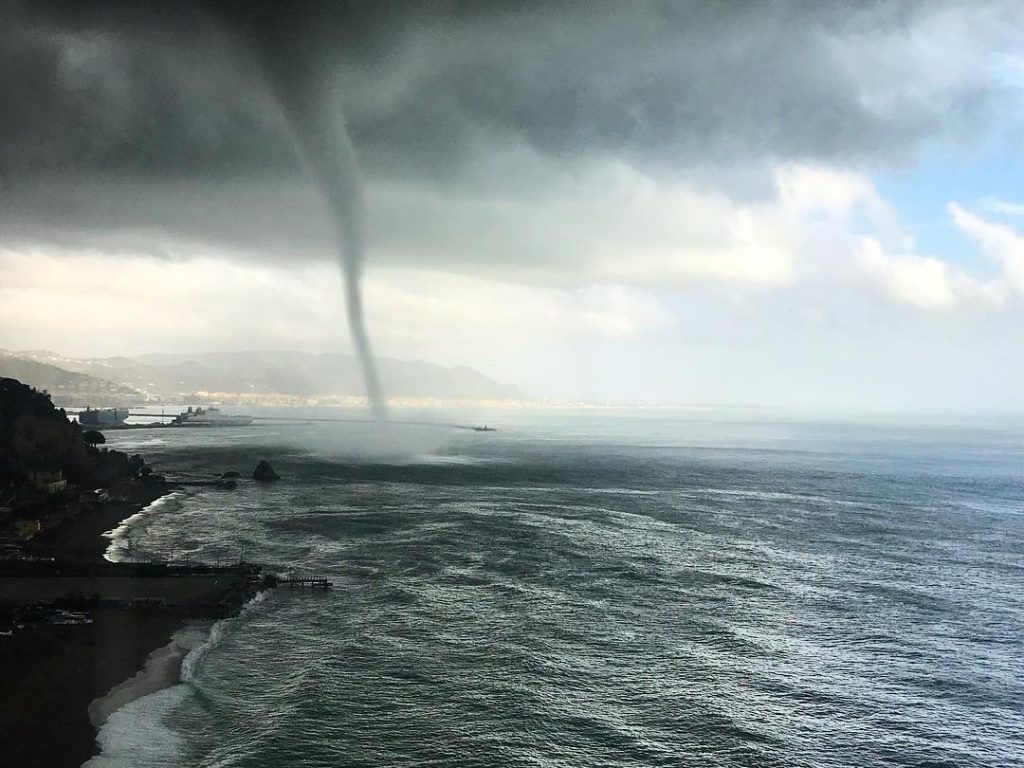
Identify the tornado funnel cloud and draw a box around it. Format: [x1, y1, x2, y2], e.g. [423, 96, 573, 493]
[260, 53, 387, 418]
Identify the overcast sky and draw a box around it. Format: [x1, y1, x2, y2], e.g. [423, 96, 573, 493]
[2, 0, 1024, 411]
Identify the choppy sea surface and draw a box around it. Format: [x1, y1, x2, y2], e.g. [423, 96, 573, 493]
[88, 409, 1024, 767]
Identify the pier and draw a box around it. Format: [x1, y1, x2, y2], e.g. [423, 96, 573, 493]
[277, 576, 333, 590]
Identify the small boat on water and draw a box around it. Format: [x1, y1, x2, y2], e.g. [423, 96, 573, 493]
[78, 406, 129, 426]
[173, 406, 254, 427]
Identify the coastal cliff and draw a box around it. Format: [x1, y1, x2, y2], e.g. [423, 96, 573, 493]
[0, 376, 266, 767]
[1, 376, 148, 535]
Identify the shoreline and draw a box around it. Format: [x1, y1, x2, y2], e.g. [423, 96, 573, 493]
[88, 621, 208, 729]
[0, 377, 265, 766]
[28, 481, 177, 563]
[0, 609, 190, 768]
[1, 484, 185, 768]
[1, 479, 264, 768]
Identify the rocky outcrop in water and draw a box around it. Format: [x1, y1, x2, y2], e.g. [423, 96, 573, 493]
[253, 460, 280, 483]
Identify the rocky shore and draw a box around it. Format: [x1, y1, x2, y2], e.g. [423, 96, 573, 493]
[0, 491, 266, 768]
[0, 377, 267, 767]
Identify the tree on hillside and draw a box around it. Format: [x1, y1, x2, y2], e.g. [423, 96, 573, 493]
[83, 429, 106, 447]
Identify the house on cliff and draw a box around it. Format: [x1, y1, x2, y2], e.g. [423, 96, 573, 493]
[14, 519, 41, 539]
[29, 470, 67, 495]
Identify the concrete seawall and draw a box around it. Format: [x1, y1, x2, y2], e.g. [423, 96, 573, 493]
[0, 574, 237, 607]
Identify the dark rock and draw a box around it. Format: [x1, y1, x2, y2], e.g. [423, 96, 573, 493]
[261, 573, 280, 589]
[216, 479, 238, 490]
[253, 460, 280, 483]
[220, 470, 241, 479]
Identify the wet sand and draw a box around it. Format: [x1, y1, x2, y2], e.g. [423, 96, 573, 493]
[0, 609, 187, 768]
[0, 481, 222, 767]
[29, 482, 175, 563]
[88, 622, 207, 728]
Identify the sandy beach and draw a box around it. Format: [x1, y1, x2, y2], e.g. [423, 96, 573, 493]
[28, 482, 175, 563]
[0, 609, 189, 768]
[88, 621, 208, 728]
[0, 481, 251, 767]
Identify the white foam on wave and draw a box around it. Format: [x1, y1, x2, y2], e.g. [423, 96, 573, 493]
[687, 487, 858, 506]
[83, 684, 190, 768]
[112, 437, 168, 449]
[87, 592, 270, 768]
[407, 453, 511, 466]
[181, 589, 269, 682]
[586, 486, 659, 496]
[103, 491, 184, 563]
[84, 623, 208, 768]
[90, 624, 208, 727]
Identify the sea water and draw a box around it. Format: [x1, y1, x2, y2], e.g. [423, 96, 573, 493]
[91, 410, 1024, 767]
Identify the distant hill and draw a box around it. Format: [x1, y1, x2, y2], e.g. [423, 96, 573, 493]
[6, 350, 528, 403]
[0, 355, 144, 407]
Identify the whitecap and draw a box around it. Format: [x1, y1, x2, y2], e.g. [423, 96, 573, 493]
[181, 590, 270, 682]
[86, 592, 270, 768]
[84, 684, 190, 768]
[103, 491, 184, 563]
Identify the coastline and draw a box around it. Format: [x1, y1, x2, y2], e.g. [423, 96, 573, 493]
[0, 378, 265, 766]
[28, 481, 177, 563]
[88, 621, 208, 729]
[0, 609, 190, 768]
[1, 481, 261, 768]
[1, 485, 185, 768]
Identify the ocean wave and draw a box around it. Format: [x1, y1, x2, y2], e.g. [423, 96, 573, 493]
[111, 437, 168, 449]
[103, 491, 186, 563]
[83, 685, 190, 768]
[89, 624, 209, 728]
[181, 590, 270, 683]
[87, 592, 270, 768]
[684, 487, 859, 506]
[80, 420, 1024, 768]
[102, 493, 187, 565]
[83, 625, 207, 768]
[408, 453, 511, 466]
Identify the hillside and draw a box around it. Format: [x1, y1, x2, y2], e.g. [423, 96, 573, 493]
[0, 355, 144, 407]
[0, 376, 145, 491]
[7, 350, 528, 403]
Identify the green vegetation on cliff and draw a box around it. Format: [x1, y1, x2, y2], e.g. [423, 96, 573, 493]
[0, 378, 145, 517]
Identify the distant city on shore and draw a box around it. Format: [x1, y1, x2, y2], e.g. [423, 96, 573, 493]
[0, 349, 529, 408]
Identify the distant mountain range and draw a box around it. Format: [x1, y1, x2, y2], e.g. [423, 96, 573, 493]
[0, 350, 527, 404]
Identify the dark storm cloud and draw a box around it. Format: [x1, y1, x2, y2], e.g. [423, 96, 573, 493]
[1, 0, 1012, 180]
[1, 0, 1021, 263]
